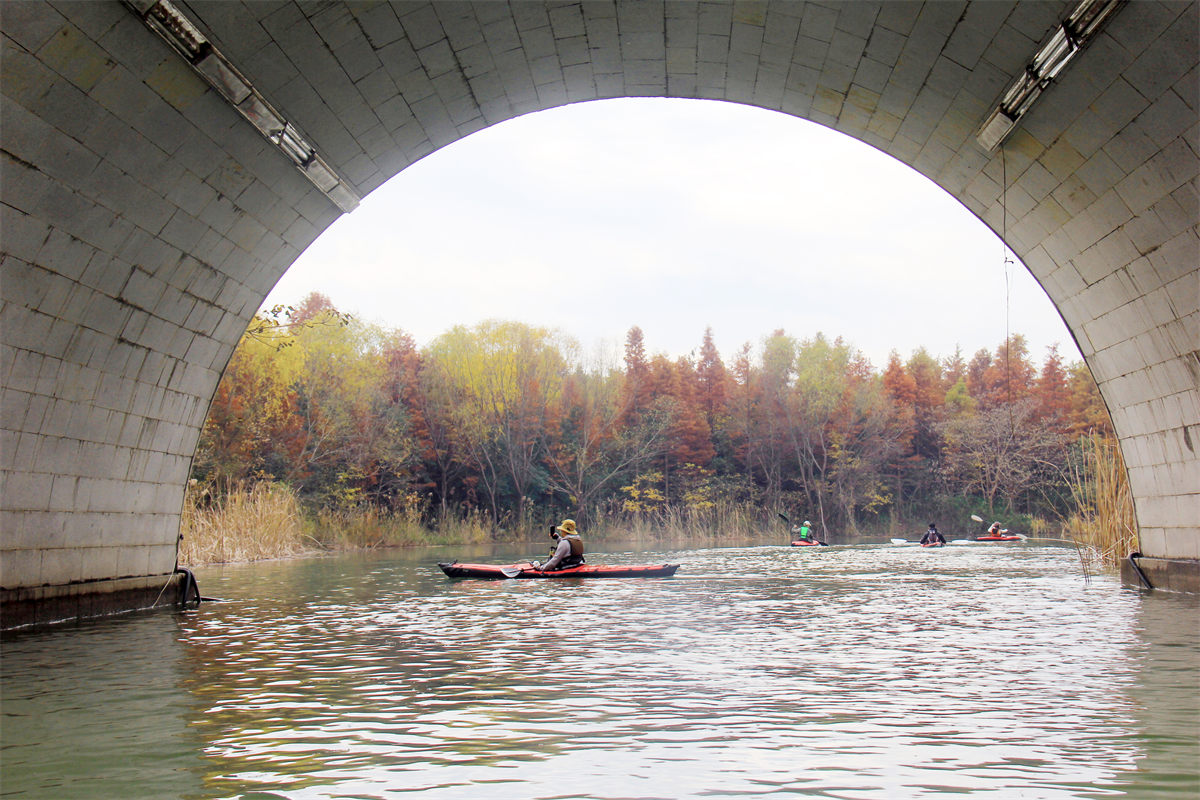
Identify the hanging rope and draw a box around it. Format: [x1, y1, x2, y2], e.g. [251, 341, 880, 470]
[1001, 146, 1014, 432]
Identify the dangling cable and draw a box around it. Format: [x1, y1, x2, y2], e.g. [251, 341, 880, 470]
[1001, 146, 1014, 432]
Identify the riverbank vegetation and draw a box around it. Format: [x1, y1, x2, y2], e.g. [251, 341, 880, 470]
[181, 294, 1133, 569]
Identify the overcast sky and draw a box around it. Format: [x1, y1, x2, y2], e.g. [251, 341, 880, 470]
[266, 97, 1080, 370]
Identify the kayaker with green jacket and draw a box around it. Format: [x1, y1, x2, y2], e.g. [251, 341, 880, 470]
[792, 521, 815, 541]
[535, 519, 585, 571]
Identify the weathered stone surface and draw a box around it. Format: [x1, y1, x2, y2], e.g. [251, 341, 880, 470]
[2, 1, 1197, 616]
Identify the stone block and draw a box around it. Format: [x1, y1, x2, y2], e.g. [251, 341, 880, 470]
[697, 32, 730, 65]
[149, 543, 177, 574]
[12, 510, 65, 550]
[41, 545, 83, 585]
[4, 467, 55, 512]
[0, 548, 42, 591]
[82, 545, 123, 585]
[110, 544, 146, 580]
[0, 389, 29, 433]
[1137, 527, 1168, 559]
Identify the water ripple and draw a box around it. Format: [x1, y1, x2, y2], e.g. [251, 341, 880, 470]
[2, 543, 1196, 799]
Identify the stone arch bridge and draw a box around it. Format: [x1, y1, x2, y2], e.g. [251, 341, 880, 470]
[2, 0, 1197, 626]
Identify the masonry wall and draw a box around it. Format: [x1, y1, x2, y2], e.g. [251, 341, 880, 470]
[1, 1, 1195, 610]
[1, 1, 340, 593]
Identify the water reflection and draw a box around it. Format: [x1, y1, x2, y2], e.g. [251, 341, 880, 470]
[1, 612, 203, 799]
[2, 542, 1196, 799]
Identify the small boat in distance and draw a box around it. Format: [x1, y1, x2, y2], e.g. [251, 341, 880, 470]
[790, 539, 827, 547]
[438, 561, 680, 580]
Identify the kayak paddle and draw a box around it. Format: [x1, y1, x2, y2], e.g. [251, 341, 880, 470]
[890, 538, 907, 544]
[499, 562, 536, 578]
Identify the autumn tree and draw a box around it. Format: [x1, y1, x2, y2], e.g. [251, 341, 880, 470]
[548, 362, 672, 521]
[697, 326, 731, 430]
[939, 398, 1064, 514]
[277, 314, 420, 508]
[194, 318, 305, 486]
[785, 335, 900, 532]
[1034, 344, 1072, 431]
[1066, 361, 1113, 438]
[425, 321, 569, 525]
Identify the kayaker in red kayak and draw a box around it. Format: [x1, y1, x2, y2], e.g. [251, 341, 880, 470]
[534, 519, 585, 571]
[987, 521, 1007, 536]
[920, 523, 946, 546]
[792, 520, 820, 544]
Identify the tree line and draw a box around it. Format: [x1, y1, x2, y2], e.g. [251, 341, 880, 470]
[192, 293, 1114, 536]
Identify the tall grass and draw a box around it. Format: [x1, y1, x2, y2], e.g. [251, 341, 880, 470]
[588, 502, 772, 544]
[179, 481, 312, 565]
[1062, 434, 1138, 572]
[179, 483, 520, 565]
[311, 503, 501, 549]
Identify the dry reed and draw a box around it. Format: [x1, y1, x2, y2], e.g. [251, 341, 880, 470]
[1062, 434, 1138, 572]
[589, 502, 771, 544]
[179, 481, 313, 565]
[312, 503, 498, 548]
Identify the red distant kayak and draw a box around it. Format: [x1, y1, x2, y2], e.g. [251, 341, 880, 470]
[438, 561, 680, 579]
[975, 535, 1023, 542]
[790, 539, 826, 547]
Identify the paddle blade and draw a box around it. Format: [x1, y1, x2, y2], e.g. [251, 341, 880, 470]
[970, 514, 984, 523]
[778, 512, 790, 522]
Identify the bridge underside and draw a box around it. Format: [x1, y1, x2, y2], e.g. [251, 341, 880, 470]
[2, 0, 1197, 625]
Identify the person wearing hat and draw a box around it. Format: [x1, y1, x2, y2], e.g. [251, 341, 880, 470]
[535, 519, 585, 571]
[792, 520, 815, 541]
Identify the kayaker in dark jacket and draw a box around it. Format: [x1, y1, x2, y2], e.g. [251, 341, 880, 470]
[536, 519, 585, 571]
[920, 523, 946, 545]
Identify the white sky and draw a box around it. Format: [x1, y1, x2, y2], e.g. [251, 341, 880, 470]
[266, 97, 1081, 370]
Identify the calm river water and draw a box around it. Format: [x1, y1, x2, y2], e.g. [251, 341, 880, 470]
[2, 541, 1197, 799]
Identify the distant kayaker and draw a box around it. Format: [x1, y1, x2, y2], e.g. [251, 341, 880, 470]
[987, 521, 1006, 536]
[792, 520, 815, 541]
[920, 523, 946, 545]
[535, 519, 585, 571]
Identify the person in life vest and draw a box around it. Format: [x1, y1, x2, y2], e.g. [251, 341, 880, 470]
[792, 520, 815, 541]
[536, 519, 585, 571]
[920, 523, 946, 545]
[987, 521, 1007, 536]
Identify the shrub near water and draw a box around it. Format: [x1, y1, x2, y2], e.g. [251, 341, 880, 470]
[179, 482, 311, 565]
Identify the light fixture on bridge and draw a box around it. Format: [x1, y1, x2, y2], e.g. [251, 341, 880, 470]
[976, 0, 1125, 151]
[125, 0, 360, 213]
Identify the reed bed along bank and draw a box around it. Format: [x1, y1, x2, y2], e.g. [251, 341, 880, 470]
[178, 487, 789, 566]
[179, 483, 531, 566]
[1062, 434, 1137, 573]
[179, 472, 1134, 570]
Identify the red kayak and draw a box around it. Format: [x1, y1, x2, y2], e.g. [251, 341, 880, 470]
[790, 539, 826, 547]
[975, 535, 1023, 542]
[921, 542, 945, 547]
[438, 561, 680, 579]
